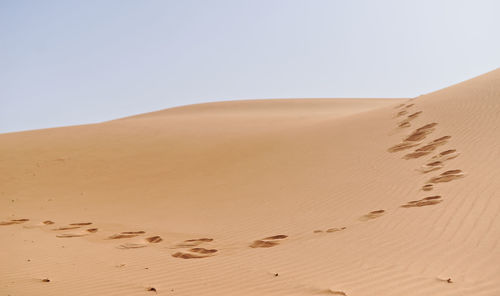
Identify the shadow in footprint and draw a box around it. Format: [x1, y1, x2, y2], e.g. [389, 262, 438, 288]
[388, 141, 422, 152]
[171, 237, 217, 258]
[250, 234, 288, 248]
[389, 123, 438, 153]
[326, 227, 346, 233]
[56, 233, 87, 238]
[171, 252, 210, 259]
[397, 111, 422, 128]
[407, 111, 422, 119]
[398, 121, 411, 128]
[53, 226, 80, 231]
[404, 136, 451, 159]
[250, 240, 280, 248]
[404, 123, 438, 142]
[263, 234, 288, 240]
[431, 149, 460, 162]
[422, 184, 434, 191]
[401, 196, 443, 208]
[396, 110, 408, 117]
[145, 236, 162, 243]
[1, 219, 30, 226]
[359, 210, 385, 221]
[429, 170, 465, 183]
[314, 289, 348, 295]
[419, 161, 443, 173]
[190, 247, 218, 254]
[109, 231, 145, 239]
[185, 238, 213, 242]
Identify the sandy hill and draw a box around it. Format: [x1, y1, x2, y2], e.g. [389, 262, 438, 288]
[1, 69, 500, 296]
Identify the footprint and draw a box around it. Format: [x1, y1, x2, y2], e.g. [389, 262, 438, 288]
[436, 277, 453, 283]
[429, 170, 465, 183]
[396, 110, 408, 117]
[429, 135, 451, 144]
[388, 141, 422, 152]
[250, 234, 288, 248]
[422, 184, 434, 191]
[401, 196, 443, 208]
[396, 110, 421, 128]
[12, 219, 30, 222]
[42, 220, 55, 225]
[314, 288, 349, 295]
[407, 111, 422, 119]
[1, 219, 30, 226]
[420, 136, 451, 150]
[327, 291, 348, 296]
[403, 136, 451, 159]
[189, 247, 218, 254]
[117, 236, 162, 249]
[389, 123, 437, 153]
[171, 237, 217, 258]
[171, 252, 210, 259]
[0, 221, 18, 226]
[185, 238, 213, 242]
[109, 234, 139, 239]
[404, 103, 414, 108]
[398, 121, 411, 128]
[326, 227, 346, 233]
[431, 149, 460, 162]
[359, 210, 385, 221]
[53, 226, 81, 231]
[121, 231, 145, 234]
[145, 236, 162, 243]
[263, 234, 288, 240]
[249, 240, 280, 248]
[56, 233, 88, 238]
[56, 227, 98, 238]
[394, 103, 405, 109]
[403, 123, 438, 142]
[118, 243, 148, 249]
[404, 150, 432, 159]
[108, 231, 145, 239]
[176, 238, 213, 247]
[419, 161, 443, 173]
[314, 227, 346, 234]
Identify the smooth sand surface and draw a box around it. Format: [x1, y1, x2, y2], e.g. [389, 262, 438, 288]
[1, 69, 500, 295]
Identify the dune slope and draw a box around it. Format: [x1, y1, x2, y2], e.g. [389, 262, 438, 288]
[1, 70, 500, 296]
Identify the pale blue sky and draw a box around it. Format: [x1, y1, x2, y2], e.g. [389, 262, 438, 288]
[1, 0, 499, 133]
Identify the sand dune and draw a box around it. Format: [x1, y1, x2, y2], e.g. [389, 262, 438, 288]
[1, 69, 500, 295]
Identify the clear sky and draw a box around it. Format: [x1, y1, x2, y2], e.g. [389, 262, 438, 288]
[1, 0, 499, 133]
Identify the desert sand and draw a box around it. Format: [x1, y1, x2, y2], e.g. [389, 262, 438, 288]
[1, 69, 500, 295]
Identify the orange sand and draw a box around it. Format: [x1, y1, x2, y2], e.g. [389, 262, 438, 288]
[1, 69, 500, 295]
